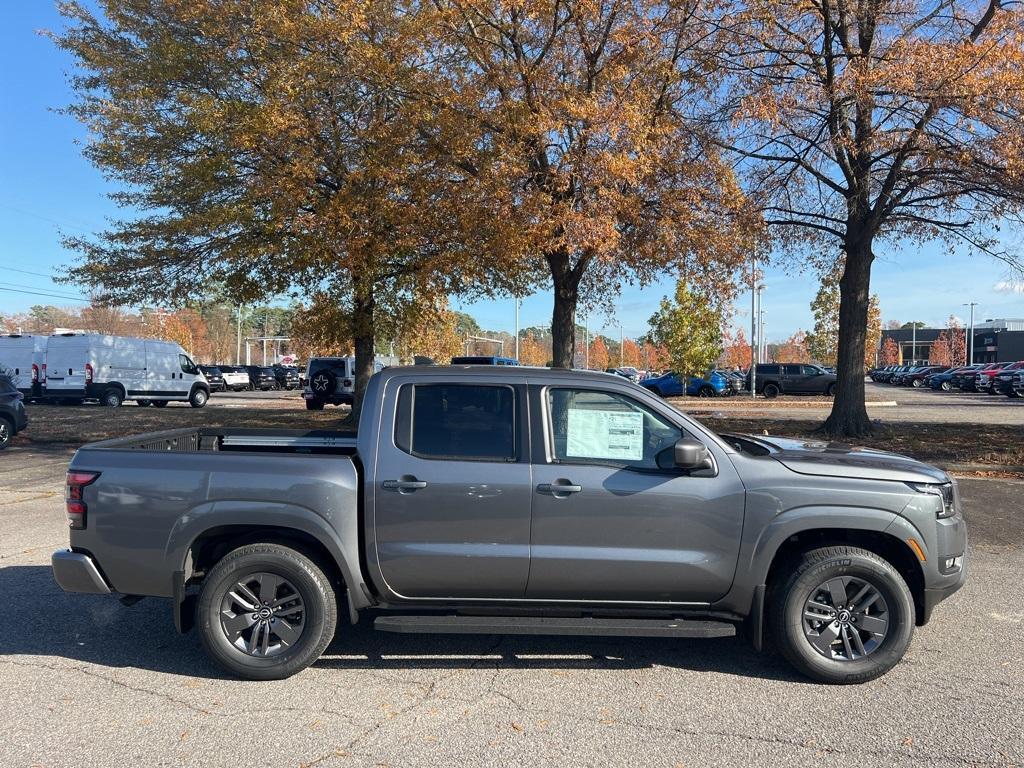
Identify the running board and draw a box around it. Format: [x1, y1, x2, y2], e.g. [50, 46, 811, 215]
[373, 615, 736, 638]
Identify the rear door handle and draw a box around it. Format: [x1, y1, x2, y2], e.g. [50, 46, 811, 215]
[537, 482, 582, 495]
[382, 479, 428, 492]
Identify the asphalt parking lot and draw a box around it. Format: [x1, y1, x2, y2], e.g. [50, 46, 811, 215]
[1, 439, 1022, 767]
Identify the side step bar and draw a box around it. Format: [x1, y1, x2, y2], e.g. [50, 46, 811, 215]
[374, 615, 736, 638]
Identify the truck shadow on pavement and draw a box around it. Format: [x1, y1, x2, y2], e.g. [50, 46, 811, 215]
[3, 565, 803, 684]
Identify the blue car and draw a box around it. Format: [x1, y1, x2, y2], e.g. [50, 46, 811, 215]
[641, 370, 730, 398]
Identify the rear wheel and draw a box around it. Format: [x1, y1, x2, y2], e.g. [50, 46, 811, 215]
[197, 543, 337, 680]
[763, 383, 780, 399]
[305, 399, 325, 410]
[0, 416, 12, 449]
[101, 388, 124, 408]
[697, 385, 715, 398]
[941, 381, 951, 391]
[768, 546, 914, 684]
[136, 399, 152, 407]
[152, 400, 169, 408]
[826, 382, 836, 397]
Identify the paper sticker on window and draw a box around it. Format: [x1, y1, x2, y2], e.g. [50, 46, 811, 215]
[566, 409, 644, 460]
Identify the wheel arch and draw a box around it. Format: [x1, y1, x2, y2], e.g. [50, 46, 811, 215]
[763, 528, 926, 626]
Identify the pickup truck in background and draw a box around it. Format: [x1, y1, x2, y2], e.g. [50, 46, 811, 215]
[52, 366, 967, 683]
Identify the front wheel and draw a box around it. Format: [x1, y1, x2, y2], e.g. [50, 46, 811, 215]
[697, 385, 715, 398]
[190, 388, 209, 408]
[0, 416, 12, 449]
[912, 379, 923, 388]
[768, 546, 914, 684]
[763, 383, 780, 399]
[197, 543, 338, 680]
[941, 381, 951, 391]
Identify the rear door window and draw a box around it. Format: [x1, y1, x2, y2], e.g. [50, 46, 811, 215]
[395, 384, 516, 461]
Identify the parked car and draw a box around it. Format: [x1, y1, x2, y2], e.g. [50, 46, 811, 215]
[451, 356, 521, 366]
[0, 333, 46, 398]
[903, 366, 949, 388]
[218, 365, 252, 392]
[748, 363, 837, 398]
[970, 362, 1012, 393]
[928, 365, 981, 391]
[990, 361, 1024, 396]
[1011, 369, 1024, 398]
[950, 366, 984, 390]
[641, 370, 732, 398]
[197, 365, 226, 393]
[52, 365, 967, 684]
[243, 365, 278, 391]
[42, 333, 209, 408]
[0, 374, 29, 449]
[304, 355, 395, 409]
[272, 364, 301, 390]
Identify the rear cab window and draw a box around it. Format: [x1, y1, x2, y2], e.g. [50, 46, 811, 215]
[395, 383, 517, 461]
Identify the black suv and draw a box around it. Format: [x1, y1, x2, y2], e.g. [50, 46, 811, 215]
[272, 364, 300, 390]
[197, 365, 226, 393]
[749, 363, 837, 398]
[243, 365, 278, 391]
[0, 375, 29, 449]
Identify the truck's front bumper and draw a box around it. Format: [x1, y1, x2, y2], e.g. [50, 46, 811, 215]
[52, 550, 112, 594]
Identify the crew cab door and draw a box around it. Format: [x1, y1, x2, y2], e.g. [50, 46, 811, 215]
[526, 384, 745, 603]
[370, 377, 532, 599]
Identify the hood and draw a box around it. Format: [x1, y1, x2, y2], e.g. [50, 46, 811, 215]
[752, 435, 948, 484]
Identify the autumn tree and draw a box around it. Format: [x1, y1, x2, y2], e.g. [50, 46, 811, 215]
[518, 333, 548, 367]
[647, 280, 722, 377]
[56, 0, 506, 414]
[806, 262, 881, 369]
[621, 339, 643, 369]
[879, 337, 901, 366]
[431, 0, 754, 368]
[775, 331, 810, 364]
[719, 0, 1024, 436]
[588, 337, 610, 371]
[720, 327, 751, 370]
[929, 331, 953, 367]
[394, 301, 464, 363]
[930, 316, 967, 367]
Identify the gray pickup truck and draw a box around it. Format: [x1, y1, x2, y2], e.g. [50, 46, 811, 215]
[52, 366, 967, 683]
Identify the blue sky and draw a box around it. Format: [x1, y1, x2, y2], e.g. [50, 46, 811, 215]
[3, 3, 1023, 341]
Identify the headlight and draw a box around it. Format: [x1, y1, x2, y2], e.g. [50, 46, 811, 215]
[907, 481, 956, 518]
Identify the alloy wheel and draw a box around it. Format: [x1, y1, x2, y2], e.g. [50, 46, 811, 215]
[0, 421, 9, 447]
[802, 576, 889, 661]
[220, 572, 306, 657]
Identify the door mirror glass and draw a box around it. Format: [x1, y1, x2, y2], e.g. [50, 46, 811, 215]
[673, 438, 710, 470]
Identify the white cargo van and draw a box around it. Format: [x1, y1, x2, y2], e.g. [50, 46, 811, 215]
[43, 333, 210, 408]
[0, 334, 47, 398]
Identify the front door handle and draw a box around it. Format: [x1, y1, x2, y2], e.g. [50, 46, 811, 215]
[382, 478, 428, 492]
[537, 481, 582, 496]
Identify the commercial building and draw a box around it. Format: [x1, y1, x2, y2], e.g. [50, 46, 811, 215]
[880, 319, 1024, 365]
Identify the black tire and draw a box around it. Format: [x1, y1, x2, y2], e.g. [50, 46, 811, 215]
[697, 385, 715, 398]
[763, 382, 780, 399]
[768, 545, 914, 684]
[152, 400, 169, 408]
[197, 543, 337, 681]
[136, 399, 152, 407]
[305, 400, 325, 410]
[826, 382, 836, 397]
[101, 388, 124, 408]
[189, 388, 209, 408]
[0, 415, 12, 450]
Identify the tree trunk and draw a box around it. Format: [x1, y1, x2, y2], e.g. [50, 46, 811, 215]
[820, 232, 873, 438]
[350, 273, 375, 421]
[548, 249, 581, 369]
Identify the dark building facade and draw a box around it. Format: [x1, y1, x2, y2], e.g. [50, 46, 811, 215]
[880, 319, 1024, 365]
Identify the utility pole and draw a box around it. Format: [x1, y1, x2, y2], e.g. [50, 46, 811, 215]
[963, 302, 977, 364]
[584, 316, 589, 369]
[514, 298, 520, 361]
[912, 322, 916, 365]
[619, 323, 624, 367]
[750, 254, 757, 398]
[236, 303, 242, 365]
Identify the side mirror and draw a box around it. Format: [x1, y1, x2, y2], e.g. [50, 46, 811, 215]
[674, 438, 711, 471]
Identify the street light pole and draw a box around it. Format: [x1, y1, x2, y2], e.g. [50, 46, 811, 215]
[963, 302, 977, 364]
[619, 323, 624, 367]
[514, 298, 520, 361]
[750, 255, 757, 398]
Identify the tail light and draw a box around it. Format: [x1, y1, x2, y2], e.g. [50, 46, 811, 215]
[85, 363, 94, 384]
[41, 363, 47, 381]
[31, 363, 39, 383]
[66, 471, 100, 530]
[343, 379, 353, 387]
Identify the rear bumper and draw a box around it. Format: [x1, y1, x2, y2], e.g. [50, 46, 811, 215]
[51, 550, 112, 594]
